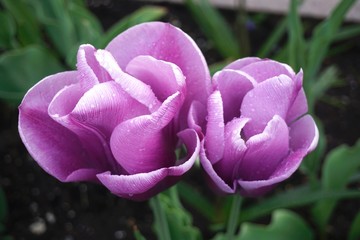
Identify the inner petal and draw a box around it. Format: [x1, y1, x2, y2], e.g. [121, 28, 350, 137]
[237, 115, 290, 181]
[126, 55, 186, 102]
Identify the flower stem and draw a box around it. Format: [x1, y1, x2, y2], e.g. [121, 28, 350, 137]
[150, 194, 171, 240]
[226, 194, 243, 240]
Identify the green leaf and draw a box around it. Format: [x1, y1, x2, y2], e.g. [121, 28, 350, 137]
[0, 11, 17, 49]
[0, 45, 65, 103]
[1, 0, 43, 46]
[257, 17, 287, 58]
[31, 0, 77, 58]
[96, 6, 167, 49]
[185, 0, 240, 59]
[307, 66, 341, 111]
[288, 0, 305, 71]
[177, 182, 215, 221]
[312, 139, 360, 233]
[134, 228, 147, 240]
[237, 209, 313, 240]
[239, 185, 360, 222]
[305, 0, 357, 88]
[348, 211, 360, 240]
[152, 187, 202, 240]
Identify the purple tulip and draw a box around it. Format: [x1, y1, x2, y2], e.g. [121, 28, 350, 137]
[18, 22, 211, 200]
[200, 57, 318, 197]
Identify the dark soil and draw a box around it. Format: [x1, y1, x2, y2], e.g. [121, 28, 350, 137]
[1, 1, 360, 240]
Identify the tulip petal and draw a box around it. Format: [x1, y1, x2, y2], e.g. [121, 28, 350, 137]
[224, 57, 261, 70]
[19, 71, 101, 182]
[241, 75, 295, 137]
[214, 118, 249, 184]
[213, 69, 254, 123]
[69, 81, 148, 139]
[106, 22, 211, 114]
[237, 149, 307, 197]
[204, 91, 225, 163]
[238, 115, 289, 181]
[187, 100, 207, 139]
[126, 55, 186, 102]
[240, 60, 295, 83]
[98, 128, 200, 201]
[95, 49, 161, 112]
[76, 44, 111, 90]
[290, 114, 319, 152]
[200, 140, 236, 194]
[110, 92, 183, 174]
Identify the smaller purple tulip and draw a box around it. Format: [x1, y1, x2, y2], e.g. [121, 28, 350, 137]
[18, 22, 211, 201]
[200, 57, 318, 197]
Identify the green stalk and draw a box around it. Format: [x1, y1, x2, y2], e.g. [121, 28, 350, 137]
[150, 195, 171, 240]
[226, 194, 243, 239]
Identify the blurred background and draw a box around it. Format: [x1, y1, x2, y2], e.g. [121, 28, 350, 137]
[0, 0, 359, 239]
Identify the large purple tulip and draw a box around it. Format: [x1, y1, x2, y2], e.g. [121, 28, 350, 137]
[18, 22, 211, 200]
[200, 57, 318, 197]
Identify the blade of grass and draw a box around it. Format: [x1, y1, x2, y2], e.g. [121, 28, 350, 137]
[305, 0, 357, 88]
[185, 0, 240, 59]
[257, 17, 287, 58]
[239, 185, 360, 222]
[288, 0, 305, 71]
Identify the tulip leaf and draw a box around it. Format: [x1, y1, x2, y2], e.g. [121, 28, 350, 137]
[237, 209, 313, 240]
[0, 11, 17, 50]
[96, 6, 167, 49]
[0, 0, 43, 46]
[177, 182, 215, 221]
[287, 0, 305, 71]
[348, 211, 360, 240]
[0, 46, 64, 103]
[312, 139, 360, 233]
[151, 187, 202, 240]
[305, 0, 357, 87]
[133, 228, 147, 240]
[185, 0, 240, 59]
[239, 184, 360, 222]
[257, 17, 287, 58]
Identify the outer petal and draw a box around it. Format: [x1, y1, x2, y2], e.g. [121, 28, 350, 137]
[240, 60, 295, 83]
[187, 100, 207, 139]
[241, 75, 295, 137]
[204, 91, 225, 163]
[97, 128, 200, 201]
[237, 149, 307, 197]
[214, 118, 249, 185]
[110, 92, 183, 174]
[237, 115, 289, 181]
[18, 71, 101, 182]
[106, 22, 211, 115]
[126, 55, 186, 102]
[224, 57, 261, 70]
[200, 140, 236, 194]
[289, 114, 319, 152]
[213, 69, 254, 123]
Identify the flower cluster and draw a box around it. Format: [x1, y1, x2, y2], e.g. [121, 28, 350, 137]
[18, 22, 318, 200]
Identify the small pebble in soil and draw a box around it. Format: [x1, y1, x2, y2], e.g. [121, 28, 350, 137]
[29, 218, 46, 235]
[45, 211, 56, 224]
[114, 230, 126, 239]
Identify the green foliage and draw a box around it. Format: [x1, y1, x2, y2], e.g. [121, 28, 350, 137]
[348, 211, 360, 240]
[312, 139, 360, 234]
[185, 0, 240, 59]
[151, 187, 202, 240]
[0, 0, 166, 105]
[237, 209, 313, 240]
[0, 46, 64, 104]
